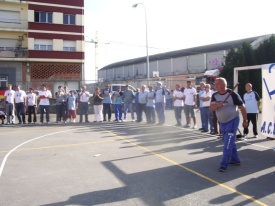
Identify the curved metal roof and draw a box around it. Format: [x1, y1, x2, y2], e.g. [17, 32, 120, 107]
[99, 35, 269, 71]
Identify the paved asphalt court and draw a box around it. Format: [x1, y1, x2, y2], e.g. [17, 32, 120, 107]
[0, 110, 274, 206]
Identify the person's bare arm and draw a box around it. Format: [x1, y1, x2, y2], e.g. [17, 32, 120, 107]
[239, 104, 248, 128]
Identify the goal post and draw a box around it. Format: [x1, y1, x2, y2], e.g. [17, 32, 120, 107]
[233, 65, 262, 94]
[234, 64, 275, 139]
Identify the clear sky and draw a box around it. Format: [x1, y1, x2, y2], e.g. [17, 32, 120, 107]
[84, 0, 275, 81]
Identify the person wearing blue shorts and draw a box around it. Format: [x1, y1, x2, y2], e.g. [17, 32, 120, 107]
[210, 78, 248, 172]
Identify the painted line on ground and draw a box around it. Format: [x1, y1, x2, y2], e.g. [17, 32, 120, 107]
[0, 139, 117, 154]
[97, 125, 267, 206]
[0, 127, 88, 177]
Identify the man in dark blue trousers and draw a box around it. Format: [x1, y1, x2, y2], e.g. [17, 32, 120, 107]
[210, 78, 248, 172]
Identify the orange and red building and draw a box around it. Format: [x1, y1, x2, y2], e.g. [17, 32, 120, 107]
[0, 0, 84, 96]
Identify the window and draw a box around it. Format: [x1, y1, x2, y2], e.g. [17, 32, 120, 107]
[0, 10, 20, 23]
[34, 39, 53, 51]
[34, 11, 52, 23]
[0, 39, 17, 50]
[63, 14, 75, 25]
[63, 40, 76, 51]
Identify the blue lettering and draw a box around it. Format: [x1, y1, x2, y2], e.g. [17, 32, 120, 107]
[268, 122, 272, 134]
[261, 121, 266, 133]
[273, 123, 275, 135]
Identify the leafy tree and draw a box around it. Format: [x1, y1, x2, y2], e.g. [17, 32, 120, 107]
[220, 47, 236, 89]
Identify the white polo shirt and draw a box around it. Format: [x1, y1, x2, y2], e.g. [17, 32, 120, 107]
[183, 87, 197, 106]
[79, 92, 91, 102]
[201, 90, 212, 107]
[173, 90, 184, 107]
[39, 90, 52, 105]
[4, 90, 15, 103]
[14, 90, 26, 103]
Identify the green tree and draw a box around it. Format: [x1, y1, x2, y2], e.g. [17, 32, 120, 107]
[220, 47, 236, 89]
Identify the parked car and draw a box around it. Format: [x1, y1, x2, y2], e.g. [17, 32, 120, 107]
[109, 84, 136, 94]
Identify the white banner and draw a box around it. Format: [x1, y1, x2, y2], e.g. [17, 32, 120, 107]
[261, 63, 275, 138]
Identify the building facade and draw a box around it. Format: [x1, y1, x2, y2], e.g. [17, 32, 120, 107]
[98, 35, 271, 89]
[0, 0, 84, 95]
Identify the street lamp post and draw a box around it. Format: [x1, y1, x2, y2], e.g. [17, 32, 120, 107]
[132, 3, 150, 86]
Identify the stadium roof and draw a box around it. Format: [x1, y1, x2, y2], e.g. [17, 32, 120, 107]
[100, 34, 272, 71]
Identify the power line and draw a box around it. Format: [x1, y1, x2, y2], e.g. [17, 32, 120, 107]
[85, 35, 169, 51]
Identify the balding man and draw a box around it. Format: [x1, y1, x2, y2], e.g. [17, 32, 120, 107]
[78, 85, 92, 123]
[210, 78, 248, 172]
[243, 83, 260, 138]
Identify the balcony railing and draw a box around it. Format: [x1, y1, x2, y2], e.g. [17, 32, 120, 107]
[0, 0, 26, 3]
[0, 19, 28, 30]
[0, 48, 28, 58]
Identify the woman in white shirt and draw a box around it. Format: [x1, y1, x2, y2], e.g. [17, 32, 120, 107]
[200, 84, 213, 133]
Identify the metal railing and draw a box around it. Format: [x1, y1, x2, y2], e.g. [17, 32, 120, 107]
[0, 0, 26, 3]
[0, 19, 28, 30]
[0, 48, 28, 58]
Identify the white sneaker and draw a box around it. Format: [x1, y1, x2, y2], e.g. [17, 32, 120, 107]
[254, 135, 258, 138]
[73, 119, 75, 123]
[193, 125, 197, 129]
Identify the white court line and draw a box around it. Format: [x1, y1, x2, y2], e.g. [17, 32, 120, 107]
[0, 127, 84, 177]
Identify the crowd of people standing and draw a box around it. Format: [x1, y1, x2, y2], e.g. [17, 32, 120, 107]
[1, 79, 261, 172]
[1, 81, 260, 134]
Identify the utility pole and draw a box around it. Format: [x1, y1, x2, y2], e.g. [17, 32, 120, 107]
[94, 31, 99, 82]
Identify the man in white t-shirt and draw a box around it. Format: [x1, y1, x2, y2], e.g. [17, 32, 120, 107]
[155, 82, 166, 125]
[243, 83, 260, 138]
[200, 84, 213, 133]
[78, 85, 92, 123]
[27, 88, 37, 124]
[4, 84, 15, 124]
[38, 84, 52, 124]
[183, 81, 197, 128]
[173, 84, 184, 126]
[14, 85, 27, 124]
[198, 82, 206, 130]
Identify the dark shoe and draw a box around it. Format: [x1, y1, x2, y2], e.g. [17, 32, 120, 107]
[199, 128, 204, 130]
[219, 167, 227, 172]
[175, 123, 181, 126]
[103, 120, 107, 122]
[229, 162, 241, 166]
[85, 120, 90, 123]
[201, 130, 209, 133]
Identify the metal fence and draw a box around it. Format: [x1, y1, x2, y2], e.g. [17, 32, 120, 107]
[9, 78, 201, 94]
